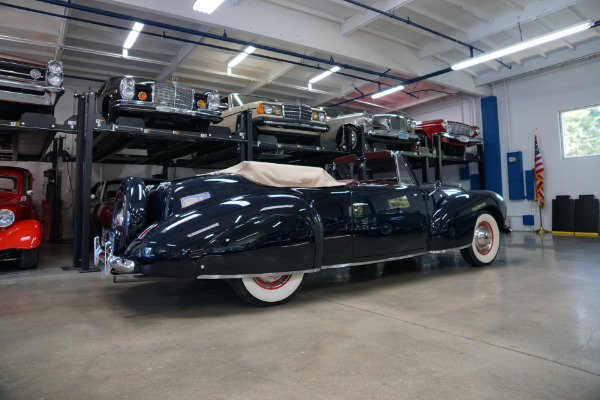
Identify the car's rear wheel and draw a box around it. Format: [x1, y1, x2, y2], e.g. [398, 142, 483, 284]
[230, 273, 305, 306]
[460, 212, 500, 267]
[20, 247, 39, 270]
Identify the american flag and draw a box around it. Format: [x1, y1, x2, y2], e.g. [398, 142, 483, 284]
[534, 135, 545, 209]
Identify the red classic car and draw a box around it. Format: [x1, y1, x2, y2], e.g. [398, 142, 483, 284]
[415, 119, 482, 157]
[91, 178, 163, 237]
[0, 166, 41, 269]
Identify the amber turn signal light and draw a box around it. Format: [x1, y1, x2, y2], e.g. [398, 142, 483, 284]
[138, 92, 148, 101]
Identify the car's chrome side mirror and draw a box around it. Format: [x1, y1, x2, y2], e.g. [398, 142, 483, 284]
[91, 194, 96, 200]
[26, 190, 34, 196]
[428, 180, 442, 197]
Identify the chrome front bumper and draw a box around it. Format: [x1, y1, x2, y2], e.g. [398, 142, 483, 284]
[254, 117, 330, 132]
[441, 132, 483, 144]
[112, 100, 223, 123]
[367, 130, 420, 142]
[0, 76, 64, 106]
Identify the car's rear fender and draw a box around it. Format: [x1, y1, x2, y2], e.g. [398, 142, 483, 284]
[126, 192, 323, 278]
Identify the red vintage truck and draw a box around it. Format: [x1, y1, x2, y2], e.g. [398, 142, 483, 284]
[0, 166, 41, 269]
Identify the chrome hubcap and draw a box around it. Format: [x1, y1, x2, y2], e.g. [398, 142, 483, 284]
[474, 222, 493, 255]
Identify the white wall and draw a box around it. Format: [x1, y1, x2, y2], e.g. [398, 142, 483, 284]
[492, 58, 600, 231]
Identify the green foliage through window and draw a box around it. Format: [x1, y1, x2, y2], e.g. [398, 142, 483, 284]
[560, 104, 600, 158]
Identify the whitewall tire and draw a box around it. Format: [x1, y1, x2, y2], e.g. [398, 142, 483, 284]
[230, 273, 305, 306]
[460, 212, 500, 267]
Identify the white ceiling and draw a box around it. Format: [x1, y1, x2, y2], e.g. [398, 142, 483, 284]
[1, 0, 599, 115]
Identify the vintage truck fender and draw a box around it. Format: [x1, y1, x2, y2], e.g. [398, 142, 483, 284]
[0, 220, 41, 251]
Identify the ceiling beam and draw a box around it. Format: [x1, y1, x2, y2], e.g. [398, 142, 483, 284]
[420, 0, 585, 59]
[476, 38, 600, 86]
[341, 0, 415, 36]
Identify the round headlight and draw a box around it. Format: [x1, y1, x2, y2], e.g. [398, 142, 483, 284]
[318, 112, 326, 122]
[48, 60, 63, 75]
[441, 120, 449, 130]
[206, 90, 220, 111]
[263, 104, 274, 114]
[48, 74, 62, 87]
[0, 209, 15, 228]
[119, 78, 135, 100]
[30, 69, 42, 80]
[365, 114, 373, 124]
[410, 119, 417, 130]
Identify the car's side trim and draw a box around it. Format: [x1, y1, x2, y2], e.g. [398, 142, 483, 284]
[193, 245, 471, 279]
[321, 245, 470, 269]
[196, 268, 320, 280]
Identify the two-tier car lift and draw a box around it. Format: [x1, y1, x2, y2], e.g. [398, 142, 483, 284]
[1, 91, 486, 272]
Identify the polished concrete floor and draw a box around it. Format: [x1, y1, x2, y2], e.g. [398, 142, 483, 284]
[1, 232, 599, 399]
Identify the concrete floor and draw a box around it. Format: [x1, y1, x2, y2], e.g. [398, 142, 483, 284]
[1, 232, 599, 399]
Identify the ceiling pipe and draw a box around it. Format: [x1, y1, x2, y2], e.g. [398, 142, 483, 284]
[31, 0, 409, 83]
[343, 0, 511, 69]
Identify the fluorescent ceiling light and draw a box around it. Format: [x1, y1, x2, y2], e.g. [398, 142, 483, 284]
[193, 0, 225, 14]
[309, 66, 341, 84]
[123, 22, 144, 49]
[372, 85, 404, 99]
[452, 19, 593, 70]
[227, 46, 256, 68]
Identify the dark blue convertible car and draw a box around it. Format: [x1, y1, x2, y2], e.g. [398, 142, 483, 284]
[94, 151, 507, 306]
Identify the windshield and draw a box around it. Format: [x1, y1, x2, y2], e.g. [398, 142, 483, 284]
[333, 152, 417, 186]
[325, 108, 362, 118]
[230, 93, 279, 107]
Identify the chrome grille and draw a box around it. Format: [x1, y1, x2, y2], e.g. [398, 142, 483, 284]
[389, 116, 408, 132]
[282, 104, 312, 120]
[0, 61, 46, 83]
[447, 122, 475, 137]
[152, 82, 194, 110]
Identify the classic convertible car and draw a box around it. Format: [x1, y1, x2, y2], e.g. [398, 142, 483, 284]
[94, 151, 507, 306]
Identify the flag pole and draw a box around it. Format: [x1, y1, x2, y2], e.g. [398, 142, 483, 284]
[533, 128, 546, 236]
[536, 203, 546, 236]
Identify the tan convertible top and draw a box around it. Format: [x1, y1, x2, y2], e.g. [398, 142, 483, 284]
[214, 161, 343, 188]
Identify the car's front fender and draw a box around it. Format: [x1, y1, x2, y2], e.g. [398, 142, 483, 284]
[0, 220, 41, 251]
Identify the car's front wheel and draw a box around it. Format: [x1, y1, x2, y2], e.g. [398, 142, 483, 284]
[20, 247, 39, 270]
[230, 273, 305, 306]
[460, 212, 500, 267]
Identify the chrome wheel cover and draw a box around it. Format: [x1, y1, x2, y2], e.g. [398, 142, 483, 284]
[474, 221, 493, 255]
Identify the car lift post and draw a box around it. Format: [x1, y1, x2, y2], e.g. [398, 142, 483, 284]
[67, 92, 99, 273]
[243, 109, 253, 161]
